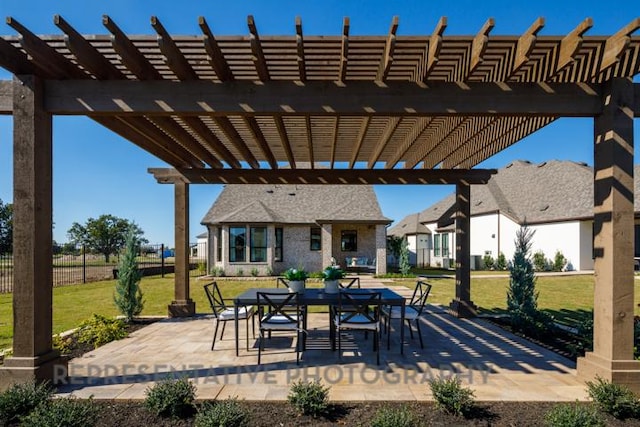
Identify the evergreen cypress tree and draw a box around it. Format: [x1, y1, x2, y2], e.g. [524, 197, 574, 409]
[507, 225, 553, 336]
[114, 226, 144, 322]
[399, 237, 411, 276]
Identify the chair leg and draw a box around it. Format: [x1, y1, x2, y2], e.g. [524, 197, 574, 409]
[375, 329, 380, 365]
[212, 319, 220, 350]
[386, 316, 391, 350]
[416, 320, 424, 349]
[258, 330, 264, 364]
[337, 327, 342, 359]
[220, 321, 227, 340]
[245, 317, 250, 351]
[406, 319, 414, 339]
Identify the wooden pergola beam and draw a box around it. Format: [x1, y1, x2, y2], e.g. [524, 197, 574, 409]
[368, 117, 401, 167]
[512, 17, 545, 77]
[416, 16, 447, 82]
[295, 16, 306, 82]
[349, 116, 370, 168]
[376, 16, 399, 82]
[243, 116, 278, 169]
[151, 16, 199, 81]
[275, 116, 295, 168]
[43, 80, 605, 116]
[555, 18, 593, 75]
[469, 18, 495, 76]
[338, 17, 349, 83]
[213, 116, 260, 168]
[180, 116, 242, 168]
[248, 15, 269, 82]
[148, 167, 497, 185]
[198, 17, 234, 82]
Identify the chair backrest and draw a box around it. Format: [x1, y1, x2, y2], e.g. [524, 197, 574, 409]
[337, 290, 381, 324]
[203, 282, 227, 317]
[276, 277, 290, 288]
[257, 292, 301, 326]
[339, 277, 361, 289]
[409, 281, 432, 315]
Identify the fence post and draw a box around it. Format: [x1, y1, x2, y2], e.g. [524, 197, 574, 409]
[82, 244, 86, 284]
[161, 243, 165, 278]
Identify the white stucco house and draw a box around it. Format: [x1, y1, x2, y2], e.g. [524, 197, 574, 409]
[389, 160, 640, 271]
[201, 184, 391, 276]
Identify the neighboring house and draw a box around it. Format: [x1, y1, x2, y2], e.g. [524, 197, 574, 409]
[387, 213, 431, 267]
[201, 184, 391, 276]
[392, 160, 636, 271]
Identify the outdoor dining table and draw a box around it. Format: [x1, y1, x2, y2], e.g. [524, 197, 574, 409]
[233, 287, 406, 357]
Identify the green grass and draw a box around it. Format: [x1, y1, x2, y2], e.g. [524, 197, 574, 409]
[0, 273, 638, 351]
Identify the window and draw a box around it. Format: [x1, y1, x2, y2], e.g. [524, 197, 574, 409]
[275, 227, 283, 262]
[341, 230, 357, 252]
[229, 226, 245, 262]
[434, 234, 441, 256]
[250, 227, 267, 262]
[310, 227, 322, 251]
[216, 227, 222, 262]
[442, 233, 449, 257]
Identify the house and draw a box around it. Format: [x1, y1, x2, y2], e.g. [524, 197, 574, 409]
[201, 184, 391, 275]
[390, 160, 639, 271]
[386, 213, 431, 267]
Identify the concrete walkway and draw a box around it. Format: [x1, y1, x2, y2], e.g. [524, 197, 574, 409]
[57, 280, 587, 402]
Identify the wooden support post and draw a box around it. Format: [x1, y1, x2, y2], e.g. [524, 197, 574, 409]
[449, 182, 476, 318]
[0, 76, 66, 387]
[168, 181, 195, 317]
[577, 77, 640, 391]
[375, 224, 387, 275]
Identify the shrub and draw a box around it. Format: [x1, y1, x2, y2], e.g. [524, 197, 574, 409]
[399, 237, 410, 275]
[113, 226, 144, 322]
[21, 396, 99, 427]
[76, 314, 128, 349]
[287, 379, 330, 417]
[370, 404, 417, 427]
[195, 398, 249, 427]
[52, 334, 75, 355]
[210, 266, 225, 277]
[494, 252, 507, 270]
[265, 266, 273, 276]
[0, 381, 52, 425]
[533, 250, 548, 272]
[197, 262, 207, 275]
[250, 267, 259, 277]
[553, 250, 567, 272]
[283, 268, 308, 281]
[236, 268, 244, 277]
[544, 402, 604, 427]
[586, 376, 640, 419]
[429, 377, 475, 417]
[482, 254, 494, 270]
[145, 376, 196, 418]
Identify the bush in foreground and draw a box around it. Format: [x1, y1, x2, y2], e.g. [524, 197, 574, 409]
[0, 381, 52, 425]
[76, 314, 128, 349]
[586, 376, 640, 419]
[287, 379, 330, 417]
[544, 402, 604, 427]
[144, 376, 196, 418]
[195, 398, 250, 427]
[21, 397, 99, 427]
[370, 404, 417, 427]
[429, 377, 475, 417]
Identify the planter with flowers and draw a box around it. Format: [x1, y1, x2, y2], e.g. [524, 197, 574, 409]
[321, 265, 345, 294]
[283, 268, 309, 293]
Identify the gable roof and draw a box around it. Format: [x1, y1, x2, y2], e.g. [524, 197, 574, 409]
[405, 160, 606, 230]
[201, 184, 390, 225]
[387, 213, 431, 237]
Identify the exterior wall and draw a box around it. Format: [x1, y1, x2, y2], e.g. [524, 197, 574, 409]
[528, 221, 591, 271]
[331, 223, 378, 269]
[375, 224, 387, 275]
[407, 234, 418, 266]
[579, 220, 594, 270]
[469, 214, 500, 261]
[497, 215, 521, 261]
[281, 225, 323, 273]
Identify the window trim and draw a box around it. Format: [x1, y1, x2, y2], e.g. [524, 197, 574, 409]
[229, 226, 246, 263]
[249, 226, 267, 263]
[434, 234, 441, 257]
[310, 227, 322, 251]
[340, 229, 358, 252]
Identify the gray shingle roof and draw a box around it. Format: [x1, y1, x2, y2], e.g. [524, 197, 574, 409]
[387, 213, 431, 236]
[201, 184, 391, 225]
[414, 160, 601, 227]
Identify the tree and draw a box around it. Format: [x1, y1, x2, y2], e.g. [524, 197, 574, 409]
[506, 225, 554, 337]
[114, 226, 144, 322]
[387, 235, 404, 267]
[0, 199, 12, 254]
[399, 237, 411, 276]
[67, 214, 147, 262]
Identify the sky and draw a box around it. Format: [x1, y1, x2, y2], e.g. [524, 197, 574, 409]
[0, 0, 639, 246]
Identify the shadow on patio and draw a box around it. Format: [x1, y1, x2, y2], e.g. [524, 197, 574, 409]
[57, 289, 588, 402]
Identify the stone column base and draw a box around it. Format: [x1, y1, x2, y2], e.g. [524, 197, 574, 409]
[577, 352, 640, 393]
[168, 299, 196, 317]
[448, 299, 477, 318]
[0, 350, 68, 390]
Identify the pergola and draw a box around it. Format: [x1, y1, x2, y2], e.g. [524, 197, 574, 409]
[0, 14, 639, 389]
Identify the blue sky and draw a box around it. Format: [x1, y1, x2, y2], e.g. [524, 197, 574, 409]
[0, 0, 638, 246]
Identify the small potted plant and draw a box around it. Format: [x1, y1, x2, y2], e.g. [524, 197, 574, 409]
[283, 267, 308, 293]
[321, 265, 344, 294]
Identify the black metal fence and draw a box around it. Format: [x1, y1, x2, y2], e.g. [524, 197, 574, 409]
[0, 241, 208, 293]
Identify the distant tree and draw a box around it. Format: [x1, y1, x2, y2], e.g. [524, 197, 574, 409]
[387, 235, 404, 266]
[67, 214, 147, 262]
[113, 227, 144, 322]
[399, 237, 411, 276]
[494, 252, 507, 270]
[0, 199, 12, 254]
[553, 250, 567, 272]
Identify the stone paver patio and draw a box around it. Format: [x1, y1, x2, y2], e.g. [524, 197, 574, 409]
[57, 282, 588, 402]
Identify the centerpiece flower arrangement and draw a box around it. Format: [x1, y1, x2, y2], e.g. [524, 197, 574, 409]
[321, 265, 344, 294]
[283, 267, 308, 293]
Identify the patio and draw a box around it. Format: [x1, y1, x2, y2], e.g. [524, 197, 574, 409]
[57, 281, 586, 402]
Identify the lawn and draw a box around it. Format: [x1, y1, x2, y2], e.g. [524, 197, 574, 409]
[0, 273, 638, 351]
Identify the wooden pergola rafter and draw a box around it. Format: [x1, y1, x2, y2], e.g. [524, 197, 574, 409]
[1, 14, 640, 391]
